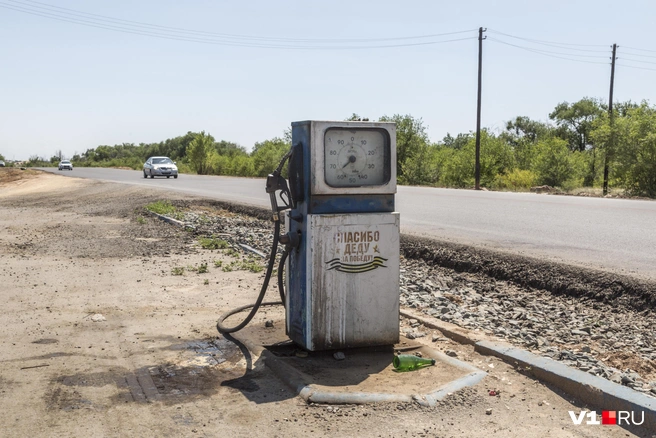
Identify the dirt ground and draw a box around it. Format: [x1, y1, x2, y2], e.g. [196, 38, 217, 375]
[0, 169, 649, 437]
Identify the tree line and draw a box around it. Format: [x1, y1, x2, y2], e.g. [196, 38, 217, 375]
[21, 97, 656, 198]
[386, 99, 656, 198]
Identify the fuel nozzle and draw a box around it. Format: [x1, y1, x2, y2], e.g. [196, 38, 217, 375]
[265, 171, 292, 221]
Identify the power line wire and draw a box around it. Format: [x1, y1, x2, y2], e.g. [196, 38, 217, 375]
[0, 2, 286, 47]
[487, 28, 609, 51]
[618, 56, 656, 65]
[1, 0, 477, 49]
[8, 0, 476, 43]
[619, 50, 656, 59]
[617, 63, 656, 72]
[489, 38, 608, 58]
[621, 45, 656, 54]
[488, 37, 610, 65]
[6, 1, 656, 62]
[488, 29, 656, 64]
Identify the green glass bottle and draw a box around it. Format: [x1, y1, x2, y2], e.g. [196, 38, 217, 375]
[393, 354, 436, 372]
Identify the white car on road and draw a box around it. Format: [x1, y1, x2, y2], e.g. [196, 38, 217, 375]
[58, 160, 73, 171]
[143, 156, 178, 179]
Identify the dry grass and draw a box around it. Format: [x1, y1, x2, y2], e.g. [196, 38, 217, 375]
[0, 168, 41, 185]
[564, 187, 628, 198]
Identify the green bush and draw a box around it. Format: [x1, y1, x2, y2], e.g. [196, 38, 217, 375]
[208, 154, 230, 175]
[230, 155, 255, 177]
[532, 138, 574, 188]
[251, 138, 290, 177]
[440, 147, 471, 188]
[175, 162, 193, 174]
[400, 143, 442, 186]
[187, 132, 215, 175]
[438, 131, 514, 188]
[609, 105, 656, 197]
[493, 169, 537, 191]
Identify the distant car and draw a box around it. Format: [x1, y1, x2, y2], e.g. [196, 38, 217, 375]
[143, 156, 178, 179]
[0, 161, 5, 167]
[58, 160, 73, 171]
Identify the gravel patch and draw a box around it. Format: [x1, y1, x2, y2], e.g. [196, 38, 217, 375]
[401, 235, 656, 312]
[399, 258, 656, 398]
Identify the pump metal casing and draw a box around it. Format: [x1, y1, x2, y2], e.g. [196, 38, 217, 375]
[286, 121, 400, 351]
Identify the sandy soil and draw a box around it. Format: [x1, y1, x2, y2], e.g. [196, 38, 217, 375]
[0, 169, 648, 437]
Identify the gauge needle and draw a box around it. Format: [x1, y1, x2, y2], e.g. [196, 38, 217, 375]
[342, 155, 356, 168]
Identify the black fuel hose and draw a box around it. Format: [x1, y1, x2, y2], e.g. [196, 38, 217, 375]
[216, 220, 284, 334]
[277, 249, 288, 304]
[217, 148, 294, 334]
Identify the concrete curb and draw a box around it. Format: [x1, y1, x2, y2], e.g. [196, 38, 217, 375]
[238, 243, 266, 258]
[418, 371, 487, 407]
[400, 309, 486, 345]
[476, 341, 656, 432]
[401, 308, 656, 433]
[147, 211, 194, 230]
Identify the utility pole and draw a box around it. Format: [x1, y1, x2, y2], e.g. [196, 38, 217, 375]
[603, 43, 617, 196]
[475, 27, 486, 190]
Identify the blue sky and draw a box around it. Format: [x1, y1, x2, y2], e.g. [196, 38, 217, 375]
[1, 0, 655, 160]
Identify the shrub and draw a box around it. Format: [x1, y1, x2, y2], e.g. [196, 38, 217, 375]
[493, 169, 537, 191]
[532, 138, 574, 187]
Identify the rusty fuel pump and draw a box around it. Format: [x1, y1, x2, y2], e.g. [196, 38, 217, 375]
[218, 120, 399, 352]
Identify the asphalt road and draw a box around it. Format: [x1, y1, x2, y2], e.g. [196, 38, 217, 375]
[40, 167, 656, 280]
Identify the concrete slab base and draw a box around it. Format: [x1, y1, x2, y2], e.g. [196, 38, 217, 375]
[230, 320, 486, 407]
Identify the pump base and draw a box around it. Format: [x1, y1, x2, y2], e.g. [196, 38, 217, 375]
[230, 312, 486, 407]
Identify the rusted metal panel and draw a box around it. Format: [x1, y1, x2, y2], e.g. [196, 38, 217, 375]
[308, 213, 400, 350]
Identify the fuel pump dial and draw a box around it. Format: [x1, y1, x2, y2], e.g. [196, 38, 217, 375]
[324, 128, 390, 188]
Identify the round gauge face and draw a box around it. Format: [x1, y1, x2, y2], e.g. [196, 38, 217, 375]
[324, 128, 390, 188]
